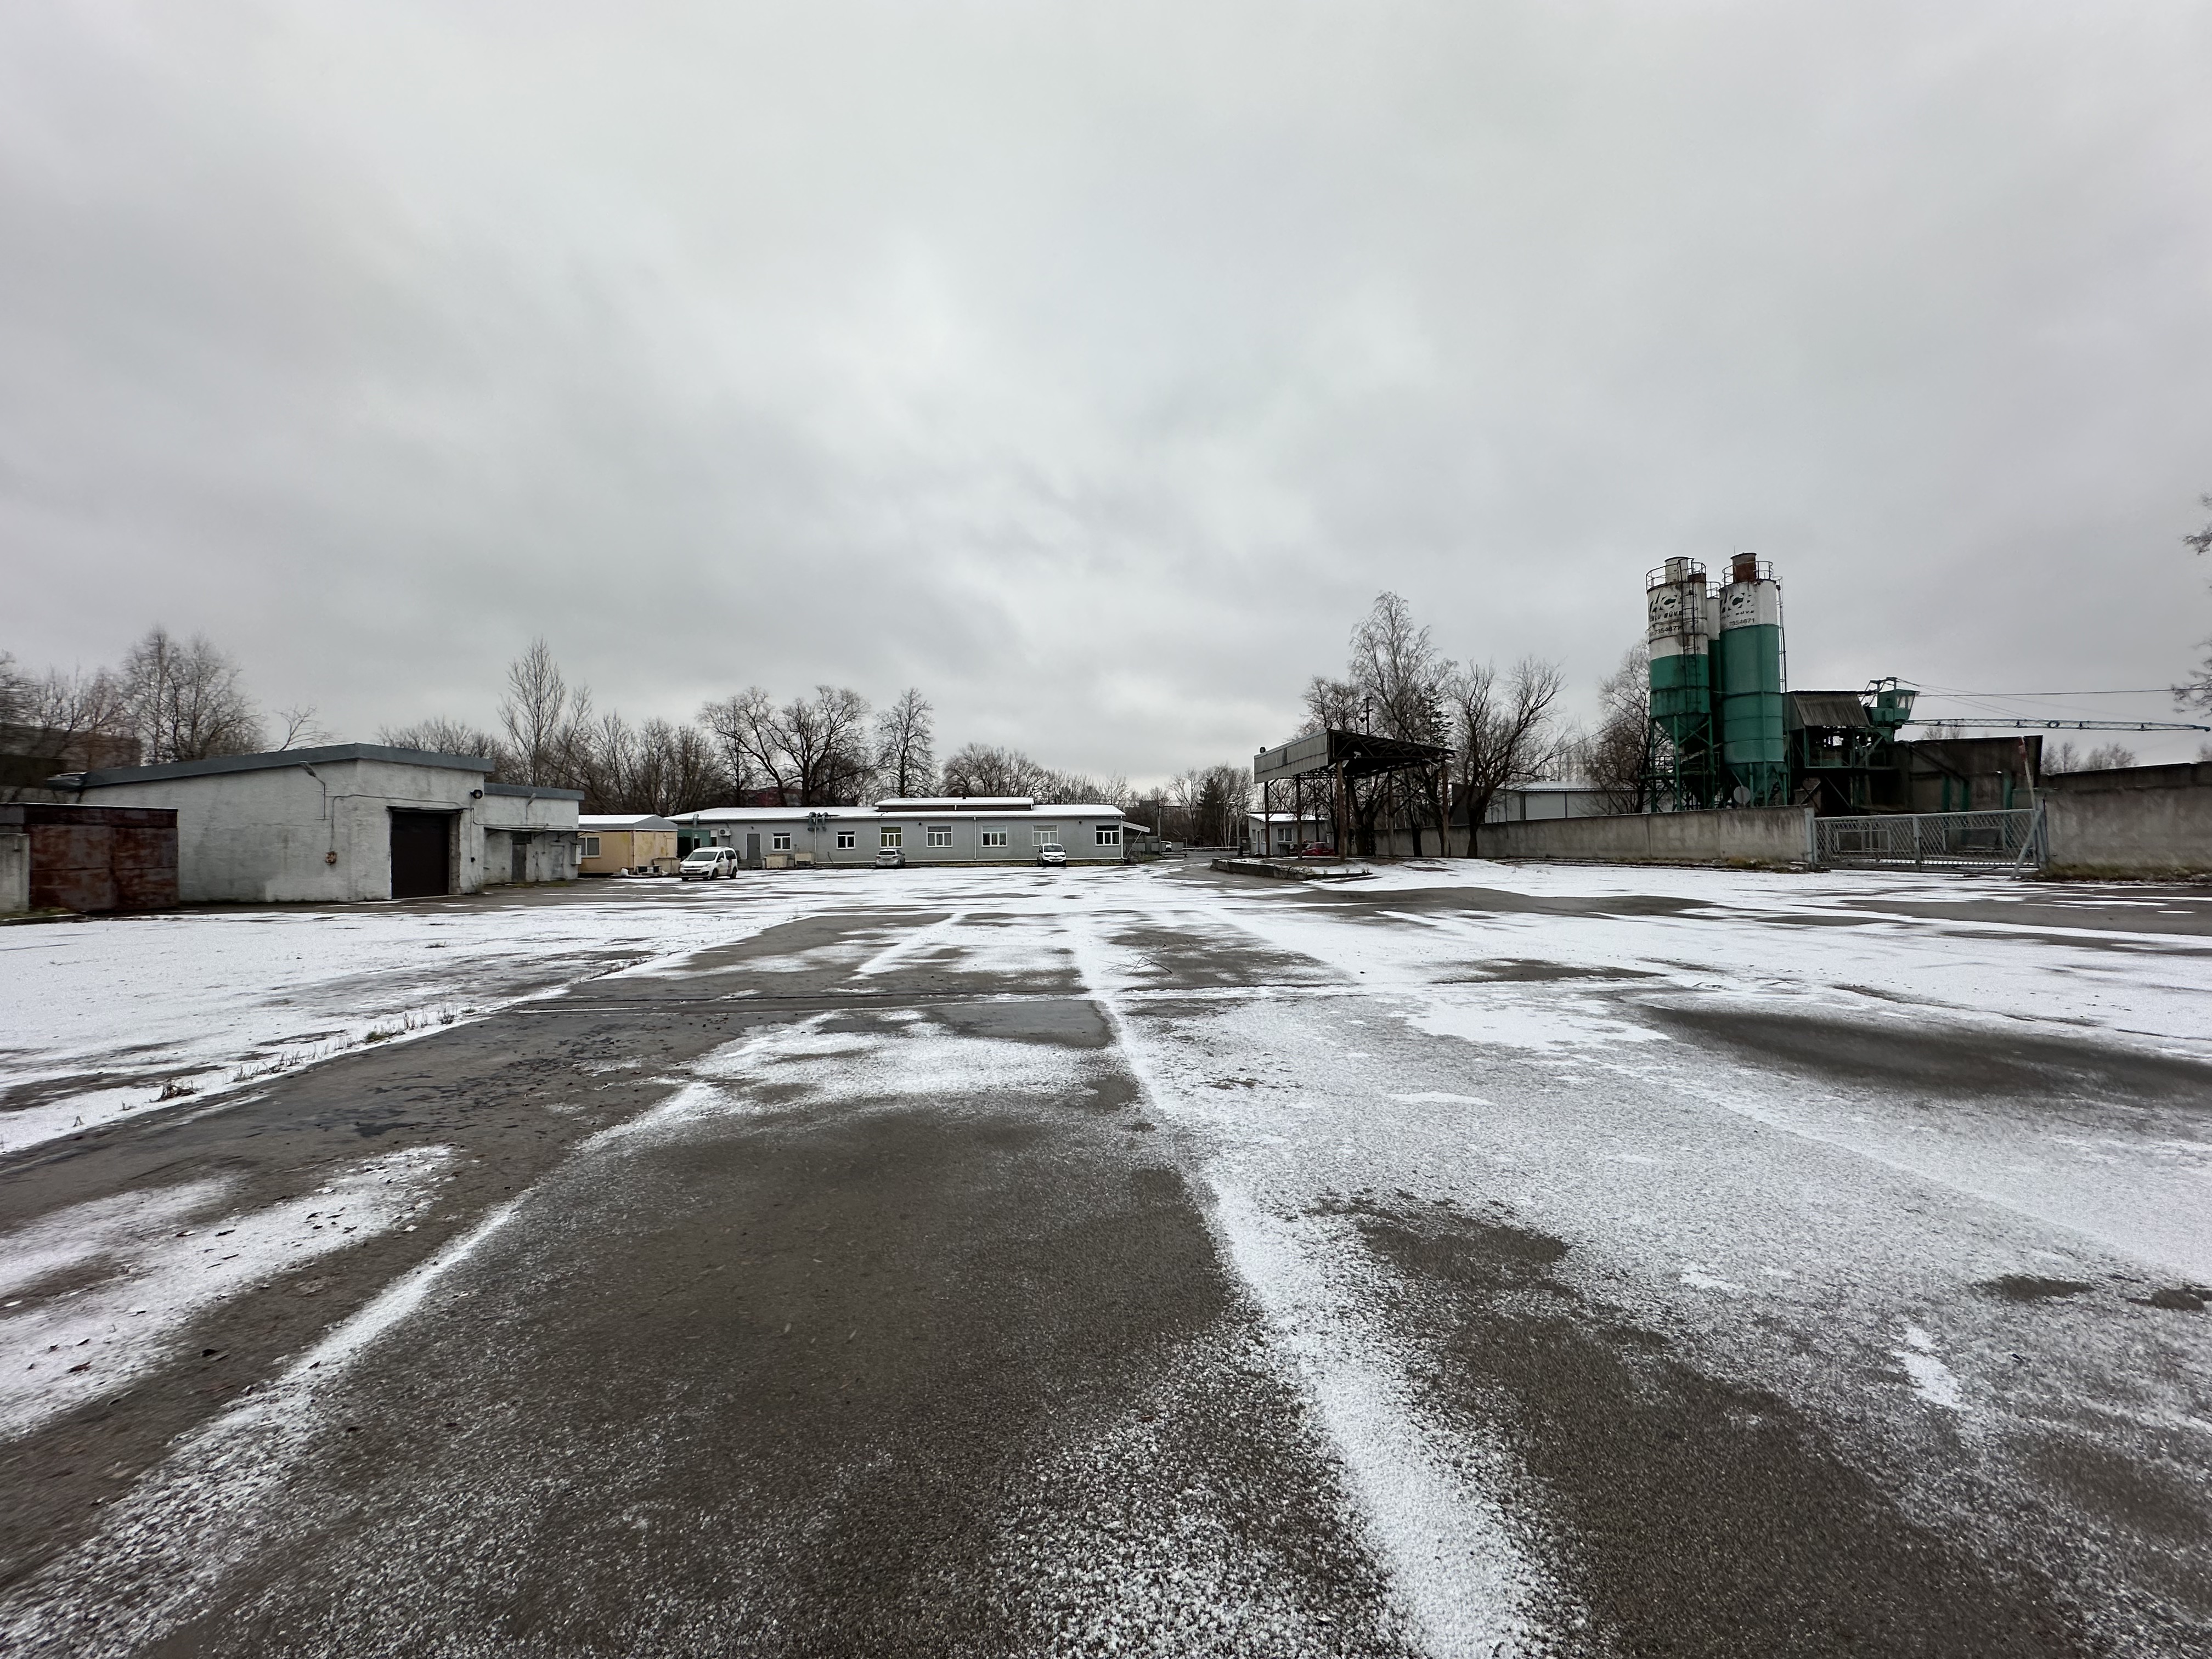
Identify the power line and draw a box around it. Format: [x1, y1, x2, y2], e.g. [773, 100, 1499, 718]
[1912, 686, 2175, 697]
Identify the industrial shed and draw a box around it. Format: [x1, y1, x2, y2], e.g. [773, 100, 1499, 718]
[47, 744, 582, 903]
[670, 798, 1129, 868]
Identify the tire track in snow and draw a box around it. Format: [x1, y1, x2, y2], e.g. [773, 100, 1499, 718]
[1066, 901, 1547, 1658]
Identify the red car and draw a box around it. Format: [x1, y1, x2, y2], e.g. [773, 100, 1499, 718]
[1296, 842, 1337, 858]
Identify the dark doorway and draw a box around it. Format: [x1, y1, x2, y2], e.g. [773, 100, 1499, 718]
[511, 837, 529, 883]
[390, 811, 452, 899]
[744, 832, 761, 869]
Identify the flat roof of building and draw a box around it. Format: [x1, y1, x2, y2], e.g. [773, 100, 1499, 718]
[579, 814, 678, 830]
[671, 802, 1125, 823]
[483, 781, 585, 802]
[50, 742, 500, 792]
[874, 797, 1037, 812]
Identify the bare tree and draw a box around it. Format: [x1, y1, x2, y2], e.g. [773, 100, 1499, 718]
[1300, 676, 1361, 736]
[499, 639, 594, 788]
[874, 689, 936, 797]
[637, 719, 730, 815]
[698, 685, 872, 804]
[379, 717, 511, 769]
[2046, 740, 2137, 773]
[1170, 764, 1252, 846]
[2179, 493, 2212, 713]
[940, 742, 1041, 798]
[273, 706, 331, 750]
[1581, 645, 1652, 813]
[122, 627, 264, 764]
[1, 652, 138, 799]
[699, 687, 783, 800]
[1448, 656, 1565, 850]
[1348, 592, 1448, 744]
[777, 686, 873, 803]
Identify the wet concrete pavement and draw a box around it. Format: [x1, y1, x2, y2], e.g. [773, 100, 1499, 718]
[2, 865, 2208, 1656]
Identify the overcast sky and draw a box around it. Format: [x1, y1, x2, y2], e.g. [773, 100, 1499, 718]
[7, 1, 2211, 780]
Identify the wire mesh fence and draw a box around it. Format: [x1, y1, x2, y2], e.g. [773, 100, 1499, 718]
[1814, 808, 2045, 872]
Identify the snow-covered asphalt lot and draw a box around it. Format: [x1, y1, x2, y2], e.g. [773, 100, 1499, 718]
[1, 860, 2208, 1656]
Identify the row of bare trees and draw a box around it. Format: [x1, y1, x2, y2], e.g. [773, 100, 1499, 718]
[2, 628, 324, 800]
[4, 627, 1153, 817]
[380, 640, 1141, 817]
[1124, 766, 1254, 846]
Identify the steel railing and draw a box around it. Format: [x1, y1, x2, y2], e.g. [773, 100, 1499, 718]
[1813, 806, 2045, 872]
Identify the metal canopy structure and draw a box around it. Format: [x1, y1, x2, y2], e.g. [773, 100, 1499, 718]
[1252, 728, 1453, 858]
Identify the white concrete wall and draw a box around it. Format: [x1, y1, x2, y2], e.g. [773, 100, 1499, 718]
[2043, 784, 2212, 878]
[77, 758, 490, 902]
[479, 791, 581, 885]
[1472, 806, 1815, 866]
[0, 830, 27, 914]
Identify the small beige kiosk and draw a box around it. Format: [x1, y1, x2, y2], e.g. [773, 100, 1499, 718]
[577, 814, 679, 875]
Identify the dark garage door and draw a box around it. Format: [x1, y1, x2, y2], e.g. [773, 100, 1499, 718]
[390, 811, 452, 899]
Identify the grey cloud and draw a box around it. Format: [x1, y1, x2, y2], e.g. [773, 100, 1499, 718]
[7, 1, 2212, 775]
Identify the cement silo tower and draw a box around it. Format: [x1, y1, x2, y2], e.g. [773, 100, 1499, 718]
[1644, 558, 1717, 808]
[1714, 554, 1788, 805]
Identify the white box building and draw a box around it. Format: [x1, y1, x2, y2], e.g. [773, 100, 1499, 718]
[49, 744, 583, 902]
[670, 797, 1128, 868]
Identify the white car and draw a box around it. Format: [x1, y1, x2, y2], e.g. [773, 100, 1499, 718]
[679, 847, 740, 881]
[1036, 844, 1068, 868]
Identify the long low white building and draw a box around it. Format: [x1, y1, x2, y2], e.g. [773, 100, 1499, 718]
[670, 797, 1128, 868]
[49, 744, 583, 902]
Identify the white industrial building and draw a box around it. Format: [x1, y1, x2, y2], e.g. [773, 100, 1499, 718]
[48, 744, 583, 902]
[669, 797, 1129, 868]
[1482, 782, 1617, 823]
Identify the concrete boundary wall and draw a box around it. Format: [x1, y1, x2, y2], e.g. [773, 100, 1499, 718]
[1472, 806, 1814, 867]
[2041, 783, 2212, 879]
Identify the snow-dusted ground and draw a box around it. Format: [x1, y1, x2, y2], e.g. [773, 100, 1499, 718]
[0, 879, 811, 1151]
[2, 859, 2207, 1654]
[0, 1144, 454, 1438]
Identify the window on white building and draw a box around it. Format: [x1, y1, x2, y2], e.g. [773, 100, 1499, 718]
[1032, 825, 1058, 846]
[980, 828, 1007, 848]
[836, 830, 856, 849]
[928, 825, 953, 848]
[1096, 825, 1120, 846]
[771, 832, 792, 851]
[881, 827, 902, 848]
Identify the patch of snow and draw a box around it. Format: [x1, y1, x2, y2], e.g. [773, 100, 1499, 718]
[1679, 1266, 1742, 1294]
[1892, 1326, 1967, 1412]
[0, 888, 817, 1154]
[0, 1146, 453, 1438]
[1209, 1187, 1545, 1657]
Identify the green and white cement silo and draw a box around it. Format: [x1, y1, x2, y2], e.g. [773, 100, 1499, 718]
[1714, 554, 1788, 805]
[1644, 558, 1716, 808]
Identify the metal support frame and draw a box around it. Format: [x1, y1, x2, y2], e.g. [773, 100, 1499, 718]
[1252, 729, 1453, 861]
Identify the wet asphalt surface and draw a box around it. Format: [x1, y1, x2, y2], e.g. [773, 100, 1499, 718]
[1, 865, 2208, 1656]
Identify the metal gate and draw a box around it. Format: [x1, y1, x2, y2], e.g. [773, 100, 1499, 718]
[1814, 807, 2044, 872]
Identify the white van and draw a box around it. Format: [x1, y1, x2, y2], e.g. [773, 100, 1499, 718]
[680, 847, 740, 881]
